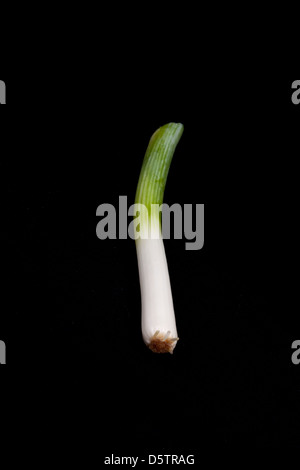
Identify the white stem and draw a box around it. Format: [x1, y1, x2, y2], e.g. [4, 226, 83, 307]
[136, 235, 178, 353]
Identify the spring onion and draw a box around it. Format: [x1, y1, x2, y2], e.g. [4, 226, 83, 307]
[135, 123, 184, 353]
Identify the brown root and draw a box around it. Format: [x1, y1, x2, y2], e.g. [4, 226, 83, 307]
[148, 330, 179, 354]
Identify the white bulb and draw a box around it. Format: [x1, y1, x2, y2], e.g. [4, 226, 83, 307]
[136, 236, 178, 353]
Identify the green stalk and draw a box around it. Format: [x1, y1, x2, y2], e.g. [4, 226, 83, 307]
[135, 123, 184, 229]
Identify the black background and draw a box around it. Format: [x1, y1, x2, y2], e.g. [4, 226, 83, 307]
[1, 67, 299, 458]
